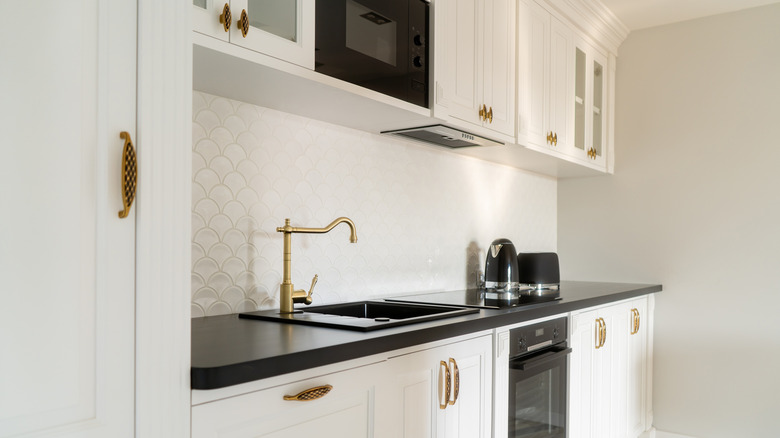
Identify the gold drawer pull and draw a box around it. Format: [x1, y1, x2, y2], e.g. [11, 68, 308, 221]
[487, 106, 493, 123]
[283, 384, 333, 401]
[219, 3, 231, 32]
[118, 132, 137, 219]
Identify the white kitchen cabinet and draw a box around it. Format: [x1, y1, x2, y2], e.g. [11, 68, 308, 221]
[434, 0, 516, 138]
[569, 297, 652, 438]
[192, 0, 314, 69]
[516, 0, 613, 173]
[192, 360, 383, 438]
[376, 334, 493, 438]
[0, 1, 137, 437]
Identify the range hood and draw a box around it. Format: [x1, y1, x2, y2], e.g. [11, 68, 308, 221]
[381, 124, 503, 148]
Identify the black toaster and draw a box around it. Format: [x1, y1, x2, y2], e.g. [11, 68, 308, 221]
[516, 252, 560, 290]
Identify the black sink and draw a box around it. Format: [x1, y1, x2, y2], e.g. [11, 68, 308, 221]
[238, 301, 479, 331]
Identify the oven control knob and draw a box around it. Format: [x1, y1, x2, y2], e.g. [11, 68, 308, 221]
[553, 328, 559, 338]
[517, 336, 526, 349]
[414, 34, 423, 46]
[413, 56, 423, 68]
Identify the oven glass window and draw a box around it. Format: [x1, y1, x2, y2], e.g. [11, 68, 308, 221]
[345, 0, 398, 66]
[510, 360, 566, 438]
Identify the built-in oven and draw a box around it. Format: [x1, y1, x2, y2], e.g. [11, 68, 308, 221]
[314, 0, 429, 107]
[507, 316, 571, 438]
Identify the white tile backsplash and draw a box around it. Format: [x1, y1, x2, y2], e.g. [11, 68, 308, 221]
[192, 91, 557, 317]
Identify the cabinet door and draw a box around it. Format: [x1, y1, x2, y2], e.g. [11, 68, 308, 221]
[517, 0, 550, 148]
[481, 0, 516, 136]
[193, 0, 231, 41]
[569, 309, 598, 438]
[548, 17, 574, 150]
[0, 1, 137, 437]
[587, 48, 609, 168]
[626, 299, 649, 438]
[381, 335, 492, 438]
[436, 0, 484, 127]
[192, 362, 382, 438]
[230, 0, 315, 69]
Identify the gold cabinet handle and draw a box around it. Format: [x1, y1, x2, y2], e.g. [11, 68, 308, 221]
[218, 3, 231, 32]
[630, 308, 640, 335]
[595, 318, 602, 349]
[448, 358, 460, 405]
[546, 132, 552, 145]
[553, 132, 558, 146]
[283, 384, 333, 401]
[588, 147, 597, 159]
[478, 104, 486, 121]
[118, 132, 137, 219]
[237, 9, 249, 38]
[487, 106, 493, 123]
[439, 360, 451, 410]
[601, 318, 607, 347]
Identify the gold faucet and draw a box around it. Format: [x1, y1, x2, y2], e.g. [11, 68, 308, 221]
[276, 217, 358, 313]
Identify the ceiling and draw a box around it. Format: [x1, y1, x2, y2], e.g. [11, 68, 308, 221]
[599, 0, 780, 30]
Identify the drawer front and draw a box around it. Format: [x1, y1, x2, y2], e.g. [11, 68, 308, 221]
[192, 362, 383, 438]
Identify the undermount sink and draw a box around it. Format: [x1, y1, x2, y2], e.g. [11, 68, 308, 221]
[238, 301, 479, 331]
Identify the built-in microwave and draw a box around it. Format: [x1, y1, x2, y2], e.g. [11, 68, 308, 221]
[315, 0, 430, 108]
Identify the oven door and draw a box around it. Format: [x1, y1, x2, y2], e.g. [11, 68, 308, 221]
[315, 0, 428, 107]
[508, 345, 571, 438]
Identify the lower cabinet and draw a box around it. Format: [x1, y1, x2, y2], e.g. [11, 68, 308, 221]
[375, 334, 493, 438]
[191, 334, 492, 438]
[191, 361, 382, 438]
[569, 296, 652, 438]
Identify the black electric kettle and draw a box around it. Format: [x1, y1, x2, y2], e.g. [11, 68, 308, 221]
[484, 238, 519, 291]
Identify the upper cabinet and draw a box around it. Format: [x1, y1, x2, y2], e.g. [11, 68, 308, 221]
[516, 0, 615, 173]
[434, 0, 516, 139]
[192, 0, 314, 69]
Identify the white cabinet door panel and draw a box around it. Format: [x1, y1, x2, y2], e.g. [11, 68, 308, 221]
[0, 1, 137, 437]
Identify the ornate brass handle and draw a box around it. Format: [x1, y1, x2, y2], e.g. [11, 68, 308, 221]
[546, 132, 552, 145]
[630, 308, 640, 334]
[283, 384, 333, 401]
[553, 132, 558, 146]
[237, 9, 249, 37]
[118, 132, 137, 219]
[479, 104, 486, 121]
[595, 318, 602, 349]
[439, 360, 451, 409]
[587, 147, 597, 159]
[487, 106, 493, 123]
[219, 3, 231, 32]
[448, 358, 460, 405]
[601, 318, 607, 347]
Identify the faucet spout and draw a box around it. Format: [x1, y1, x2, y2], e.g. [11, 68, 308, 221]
[276, 217, 358, 313]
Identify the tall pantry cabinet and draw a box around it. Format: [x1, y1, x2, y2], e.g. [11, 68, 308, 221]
[0, 1, 192, 437]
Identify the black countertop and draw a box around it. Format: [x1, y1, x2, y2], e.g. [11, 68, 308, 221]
[191, 281, 661, 390]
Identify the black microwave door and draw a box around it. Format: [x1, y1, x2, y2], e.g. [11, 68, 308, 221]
[315, 0, 428, 107]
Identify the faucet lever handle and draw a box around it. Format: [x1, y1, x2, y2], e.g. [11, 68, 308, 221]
[304, 274, 318, 304]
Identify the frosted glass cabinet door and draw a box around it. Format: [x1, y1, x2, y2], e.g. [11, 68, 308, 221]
[230, 0, 315, 69]
[0, 0, 137, 437]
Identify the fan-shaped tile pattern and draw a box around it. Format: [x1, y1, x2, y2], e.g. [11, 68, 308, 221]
[192, 91, 557, 315]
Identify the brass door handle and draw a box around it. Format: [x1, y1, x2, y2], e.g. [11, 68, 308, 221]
[448, 358, 460, 405]
[219, 3, 231, 32]
[546, 132, 552, 145]
[487, 106, 493, 123]
[479, 104, 486, 121]
[588, 147, 597, 159]
[283, 384, 333, 401]
[553, 132, 558, 146]
[601, 318, 607, 347]
[237, 9, 249, 38]
[439, 360, 451, 409]
[595, 318, 602, 349]
[630, 308, 640, 334]
[118, 132, 137, 219]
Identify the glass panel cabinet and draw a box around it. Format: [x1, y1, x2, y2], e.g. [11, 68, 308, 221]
[192, 0, 314, 69]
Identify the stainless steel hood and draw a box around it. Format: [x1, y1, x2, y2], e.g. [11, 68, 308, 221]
[381, 124, 504, 148]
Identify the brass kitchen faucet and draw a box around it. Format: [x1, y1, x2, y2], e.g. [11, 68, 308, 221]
[276, 217, 358, 313]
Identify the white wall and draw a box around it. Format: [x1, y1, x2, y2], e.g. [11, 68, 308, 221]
[558, 4, 780, 438]
[192, 91, 557, 316]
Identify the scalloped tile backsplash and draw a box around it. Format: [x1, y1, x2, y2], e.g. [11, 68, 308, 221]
[192, 91, 557, 317]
